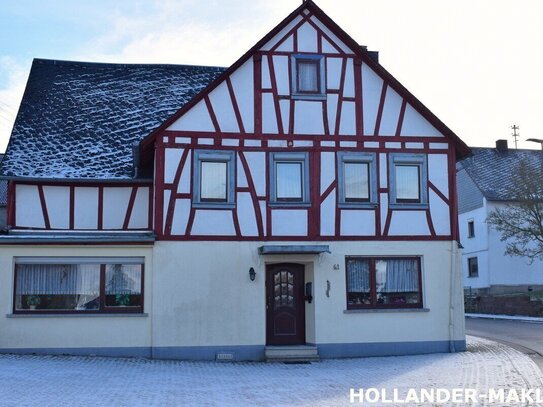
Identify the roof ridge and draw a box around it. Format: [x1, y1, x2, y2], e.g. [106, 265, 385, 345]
[32, 58, 227, 71]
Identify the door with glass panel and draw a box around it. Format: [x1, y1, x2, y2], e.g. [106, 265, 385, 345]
[266, 263, 305, 345]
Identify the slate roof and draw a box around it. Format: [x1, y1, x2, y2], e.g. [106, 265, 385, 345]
[0, 59, 226, 180]
[457, 147, 543, 201]
[0, 154, 6, 205]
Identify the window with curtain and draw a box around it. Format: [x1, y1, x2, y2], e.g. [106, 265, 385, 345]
[14, 260, 143, 313]
[269, 152, 310, 206]
[346, 257, 422, 309]
[395, 164, 420, 202]
[193, 150, 235, 208]
[296, 60, 319, 93]
[200, 161, 227, 201]
[276, 162, 303, 200]
[344, 162, 370, 201]
[389, 153, 428, 206]
[291, 54, 325, 98]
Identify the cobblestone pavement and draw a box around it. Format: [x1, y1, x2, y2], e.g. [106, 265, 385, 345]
[0, 336, 542, 406]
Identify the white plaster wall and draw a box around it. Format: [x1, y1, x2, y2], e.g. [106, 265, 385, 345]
[272, 210, 308, 236]
[342, 58, 354, 98]
[102, 187, 131, 229]
[273, 55, 290, 96]
[167, 99, 215, 132]
[262, 93, 278, 134]
[74, 187, 99, 229]
[229, 59, 254, 133]
[327, 94, 339, 134]
[379, 87, 402, 136]
[388, 211, 431, 236]
[327, 58, 342, 90]
[429, 190, 451, 236]
[150, 240, 464, 348]
[209, 82, 239, 133]
[191, 210, 236, 236]
[244, 152, 266, 197]
[340, 210, 375, 236]
[320, 193, 336, 236]
[171, 199, 191, 235]
[15, 185, 45, 228]
[338, 101, 356, 136]
[43, 186, 70, 229]
[0, 245, 152, 350]
[128, 187, 150, 229]
[237, 192, 258, 236]
[320, 152, 335, 193]
[361, 63, 383, 135]
[428, 154, 449, 198]
[294, 101, 324, 135]
[164, 148, 183, 184]
[260, 15, 303, 51]
[401, 104, 443, 137]
[296, 22, 318, 53]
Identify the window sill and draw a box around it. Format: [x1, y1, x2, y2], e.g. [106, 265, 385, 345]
[7, 313, 149, 318]
[192, 202, 236, 209]
[268, 202, 312, 208]
[389, 203, 429, 210]
[291, 93, 326, 101]
[467, 275, 479, 278]
[344, 308, 429, 314]
[338, 202, 378, 209]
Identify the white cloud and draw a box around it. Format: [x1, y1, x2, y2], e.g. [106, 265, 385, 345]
[0, 57, 29, 152]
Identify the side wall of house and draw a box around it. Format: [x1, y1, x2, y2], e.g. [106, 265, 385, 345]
[459, 204, 490, 289]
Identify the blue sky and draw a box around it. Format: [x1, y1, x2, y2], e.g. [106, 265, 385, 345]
[1, 0, 542, 152]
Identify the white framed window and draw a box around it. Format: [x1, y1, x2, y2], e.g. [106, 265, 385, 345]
[337, 152, 377, 208]
[193, 150, 235, 208]
[291, 54, 325, 99]
[269, 152, 310, 206]
[389, 153, 428, 208]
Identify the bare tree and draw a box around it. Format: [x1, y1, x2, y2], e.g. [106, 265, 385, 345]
[486, 159, 543, 263]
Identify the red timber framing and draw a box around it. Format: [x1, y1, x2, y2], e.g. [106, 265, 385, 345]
[10, 181, 153, 232]
[132, 0, 468, 242]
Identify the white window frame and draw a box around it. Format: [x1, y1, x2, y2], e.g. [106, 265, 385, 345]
[337, 152, 378, 208]
[388, 153, 428, 208]
[269, 152, 311, 207]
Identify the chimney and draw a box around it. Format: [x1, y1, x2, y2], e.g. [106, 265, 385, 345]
[359, 45, 379, 63]
[495, 139, 508, 153]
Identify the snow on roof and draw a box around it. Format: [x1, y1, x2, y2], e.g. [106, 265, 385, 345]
[458, 146, 543, 201]
[0, 59, 225, 180]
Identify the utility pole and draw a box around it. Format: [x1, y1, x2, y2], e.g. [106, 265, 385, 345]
[511, 125, 520, 149]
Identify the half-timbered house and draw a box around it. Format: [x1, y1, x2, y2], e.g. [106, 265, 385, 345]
[0, 0, 468, 361]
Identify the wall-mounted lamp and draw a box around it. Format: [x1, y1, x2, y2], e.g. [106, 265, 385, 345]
[249, 267, 256, 281]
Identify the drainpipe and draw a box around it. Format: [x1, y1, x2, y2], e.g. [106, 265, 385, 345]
[132, 142, 141, 179]
[449, 240, 457, 352]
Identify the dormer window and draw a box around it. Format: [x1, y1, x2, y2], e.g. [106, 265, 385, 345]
[291, 54, 325, 99]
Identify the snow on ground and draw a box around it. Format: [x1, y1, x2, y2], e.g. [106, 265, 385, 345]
[466, 313, 543, 323]
[0, 336, 541, 407]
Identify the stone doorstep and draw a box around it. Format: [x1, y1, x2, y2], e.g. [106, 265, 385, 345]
[265, 345, 320, 362]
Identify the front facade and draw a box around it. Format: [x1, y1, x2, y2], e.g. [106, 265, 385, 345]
[458, 141, 543, 293]
[0, 1, 467, 360]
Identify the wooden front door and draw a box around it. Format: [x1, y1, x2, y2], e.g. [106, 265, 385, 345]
[266, 263, 305, 345]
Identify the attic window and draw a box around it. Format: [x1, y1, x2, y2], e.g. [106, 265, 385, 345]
[291, 54, 325, 99]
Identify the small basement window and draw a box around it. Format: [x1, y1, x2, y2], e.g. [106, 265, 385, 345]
[193, 150, 235, 208]
[269, 152, 310, 206]
[291, 54, 325, 99]
[389, 153, 428, 207]
[14, 258, 144, 314]
[468, 257, 479, 277]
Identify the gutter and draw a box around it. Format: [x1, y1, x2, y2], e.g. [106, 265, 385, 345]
[0, 176, 153, 184]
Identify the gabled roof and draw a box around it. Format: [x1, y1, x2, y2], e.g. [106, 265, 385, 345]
[0, 59, 225, 180]
[458, 147, 543, 201]
[141, 0, 470, 160]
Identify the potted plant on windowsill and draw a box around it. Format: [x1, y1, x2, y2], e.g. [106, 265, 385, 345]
[26, 295, 41, 310]
[115, 294, 131, 307]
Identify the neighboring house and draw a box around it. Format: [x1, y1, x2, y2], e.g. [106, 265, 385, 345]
[0, 1, 469, 361]
[458, 140, 543, 293]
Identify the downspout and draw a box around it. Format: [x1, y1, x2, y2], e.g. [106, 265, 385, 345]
[132, 142, 141, 179]
[449, 240, 457, 352]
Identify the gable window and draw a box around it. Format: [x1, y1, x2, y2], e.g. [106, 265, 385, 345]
[269, 152, 310, 206]
[338, 152, 377, 208]
[346, 257, 422, 309]
[193, 150, 235, 208]
[467, 220, 475, 238]
[14, 258, 144, 314]
[468, 257, 478, 277]
[389, 154, 428, 207]
[291, 54, 325, 99]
